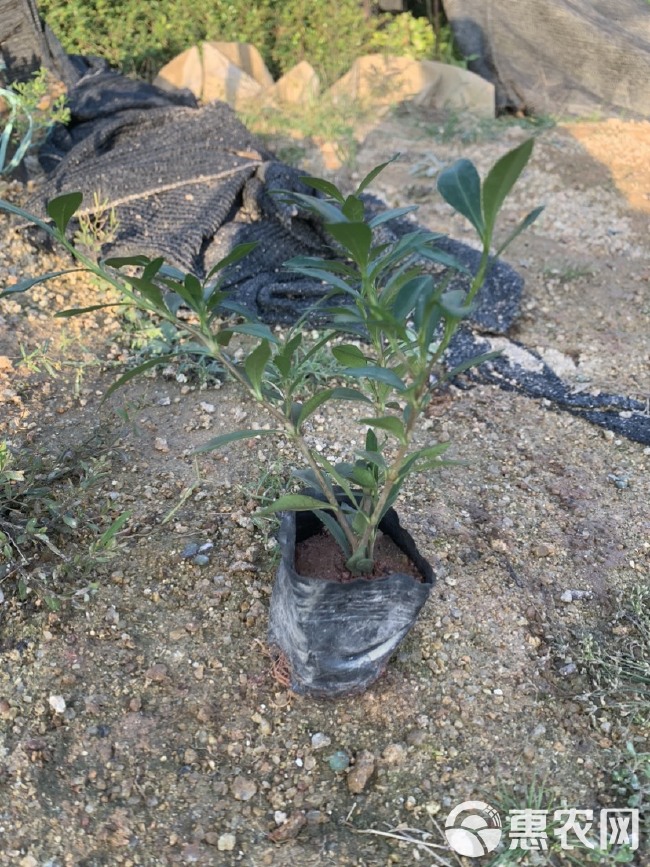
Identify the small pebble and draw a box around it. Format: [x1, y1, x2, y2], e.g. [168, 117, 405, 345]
[217, 833, 236, 852]
[382, 743, 406, 765]
[560, 662, 577, 676]
[311, 732, 331, 750]
[231, 775, 257, 801]
[192, 554, 210, 566]
[328, 751, 350, 772]
[48, 695, 66, 714]
[347, 750, 375, 794]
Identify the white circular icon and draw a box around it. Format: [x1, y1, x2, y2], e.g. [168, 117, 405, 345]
[445, 800, 503, 857]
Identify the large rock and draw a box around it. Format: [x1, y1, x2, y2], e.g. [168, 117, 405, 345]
[155, 43, 262, 108]
[327, 54, 494, 116]
[154, 45, 202, 99]
[208, 41, 273, 89]
[414, 61, 494, 117]
[328, 54, 425, 106]
[265, 61, 320, 105]
[201, 43, 262, 108]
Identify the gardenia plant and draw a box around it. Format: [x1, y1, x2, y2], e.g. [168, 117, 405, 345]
[0, 139, 542, 575]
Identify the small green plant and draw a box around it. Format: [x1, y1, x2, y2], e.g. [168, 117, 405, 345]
[0, 67, 69, 175]
[0, 140, 541, 575]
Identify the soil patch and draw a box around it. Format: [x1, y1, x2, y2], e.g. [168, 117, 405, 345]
[295, 529, 425, 582]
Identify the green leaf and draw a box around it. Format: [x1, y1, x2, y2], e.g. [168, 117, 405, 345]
[359, 416, 407, 444]
[0, 269, 82, 298]
[0, 198, 52, 232]
[391, 275, 434, 321]
[351, 465, 377, 488]
[298, 177, 345, 203]
[368, 205, 418, 228]
[296, 386, 370, 428]
[102, 354, 178, 401]
[355, 155, 399, 195]
[229, 323, 278, 342]
[258, 494, 338, 515]
[55, 302, 127, 318]
[482, 139, 535, 237]
[419, 246, 472, 274]
[273, 332, 302, 377]
[284, 261, 356, 295]
[444, 350, 502, 379]
[46, 192, 83, 234]
[244, 340, 271, 396]
[439, 289, 473, 319]
[313, 509, 352, 557]
[278, 191, 347, 223]
[356, 448, 386, 470]
[494, 205, 545, 258]
[205, 241, 258, 280]
[103, 255, 151, 268]
[183, 273, 203, 306]
[343, 365, 406, 392]
[332, 344, 368, 367]
[194, 428, 279, 453]
[326, 221, 373, 267]
[366, 428, 378, 452]
[342, 195, 365, 222]
[437, 159, 484, 238]
[98, 510, 132, 548]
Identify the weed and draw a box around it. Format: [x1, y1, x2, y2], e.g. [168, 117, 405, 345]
[74, 192, 119, 256]
[575, 582, 650, 724]
[0, 436, 124, 608]
[0, 67, 69, 175]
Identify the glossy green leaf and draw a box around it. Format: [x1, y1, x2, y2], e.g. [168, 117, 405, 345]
[437, 158, 484, 238]
[313, 509, 352, 557]
[359, 416, 407, 444]
[102, 354, 178, 401]
[355, 448, 386, 470]
[55, 302, 127, 318]
[351, 465, 377, 488]
[355, 155, 399, 195]
[279, 191, 347, 223]
[343, 365, 406, 392]
[342, 195, 365, 222]
[205, 241, 258, 280]
[391, 275, 434, 321]
[494, 205, 545, 258]
[285, 261, 355, 295]
[368, 205, 418, 228]
[298, 176, 345, 203]
[444, 350, 501, 379]
[194, 428, 279, 453]
[0, 269, 82, 298]
[272, 332, 302, 377]
[326, 221, 373, 267]
[482, 139, 535, 236]
[332, 344, 368, 367]
[296, 386, 370, 429]
[46, 192, 83, 234]
[103, 255, 151, 268]
[229, 322, 278, 342]
[258, 494, 338, 515]
[244, 340, 271, 396]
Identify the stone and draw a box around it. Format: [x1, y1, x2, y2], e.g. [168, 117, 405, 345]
[310, 732, 331, 750]
[413, 61, 495, 118]
[266, 61, 320, 105]
[48, 695, 66, 714]
[347, 750, 375, 794]
[269, 812, 307, 842]
[382, 742, 406, 765]
[154, 46, 203, 99]
[201, 43, 262, 109]
[327, 54, 494, 117]
[230, 775, 257, 801]
[217, 833, 236, 852]
[208, 42, 274, 88]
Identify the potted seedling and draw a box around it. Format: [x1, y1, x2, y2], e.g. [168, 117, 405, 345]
[0, 139, 542, 697]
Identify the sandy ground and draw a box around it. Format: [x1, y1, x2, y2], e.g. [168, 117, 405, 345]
[0, 112, 648, 866]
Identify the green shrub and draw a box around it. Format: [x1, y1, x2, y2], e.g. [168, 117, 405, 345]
[38, 0, 461, 86]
